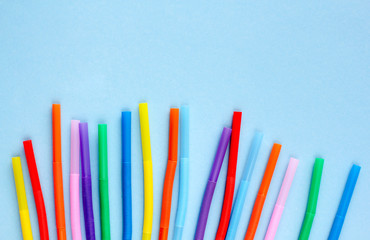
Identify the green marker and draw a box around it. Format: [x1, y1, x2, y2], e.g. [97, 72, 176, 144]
[99, 124, 111, 240]
[298, 158, 324, 240]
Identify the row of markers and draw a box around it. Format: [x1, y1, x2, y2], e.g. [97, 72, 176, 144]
[11, 103, 360, 240]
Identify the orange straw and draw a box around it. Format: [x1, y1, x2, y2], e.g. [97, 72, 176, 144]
[244, 143, 282, 240]
[52, 104, 67, 240]
[159, 108, 180, 240]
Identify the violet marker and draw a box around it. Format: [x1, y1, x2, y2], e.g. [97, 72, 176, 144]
[80, 122, 96, 240]
[194, 127, 232, 240]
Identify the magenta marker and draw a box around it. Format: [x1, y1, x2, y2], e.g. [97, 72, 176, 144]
[194, 127, 232, 240]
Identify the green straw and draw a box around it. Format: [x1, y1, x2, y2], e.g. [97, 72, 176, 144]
[99, 124, 111, 239]
[298, 158, 324, 240]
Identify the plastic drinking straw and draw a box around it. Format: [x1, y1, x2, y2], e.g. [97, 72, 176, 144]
[122, 111, 132, 240]
[194, 127, 232, 240]
[12, 156, 33, 240]
[23, 140, 49, 240]
[139, 103, 154, 240]
[99, 124, 111, 239]
[52, 104, 67, 240]
[70, 120, 82, 240]
[173, 105, 190, 240]
[245, 143, 282, 240]
[265, 157, 299, 240]
[226, 132, 263, 240]
[328, 164, 360, 240]
[79, 123, 96, 240]
[298, 158, 324, 240]
[159, 108, 180, 240]
[216, 112, 242, 240]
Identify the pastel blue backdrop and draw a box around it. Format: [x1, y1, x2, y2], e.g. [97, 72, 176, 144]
[0, 2, 369, 240]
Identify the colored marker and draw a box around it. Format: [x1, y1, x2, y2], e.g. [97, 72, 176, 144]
[173, 105, 190, 240]
[80, 123, 96, 240]
[328, 164, 360, 240]
[12, 156, 33, 240]
[99, 124, 111, 239]
[245, 143, 282, 240]
[226, 132, 263, 240]
[139, 103, 154, 240]
[216, 111, 242, 240]
[298, 158, 324, 240]
[23, 140, 49, 240]
[159, 108, 180, 240]
[194, 127, 232, 240]
[122, 111, 132, 240]
[52, 104, 67, 240]
[70, 120, 82, 240]
[265, 157, 299, 240]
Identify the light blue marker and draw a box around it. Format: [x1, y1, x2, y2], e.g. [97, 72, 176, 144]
[225, 132, 263, 240]
[173, 105, 189, 240]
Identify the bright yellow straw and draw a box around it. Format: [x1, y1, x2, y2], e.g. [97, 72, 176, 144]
[139, 103, 154, 240]
[12, 157, 33, 240]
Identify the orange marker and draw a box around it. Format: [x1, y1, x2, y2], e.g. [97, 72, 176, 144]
[244, 143, 281, 240]
[52, 104, 66, 240]
[159, 108, 180, 240]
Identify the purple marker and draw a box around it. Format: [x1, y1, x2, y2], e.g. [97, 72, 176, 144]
[80, 123, 96, 240]
[195, 127, 232, 240]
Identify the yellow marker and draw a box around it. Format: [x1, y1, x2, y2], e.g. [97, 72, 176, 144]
[139, 103, 154, 240]
[12, 157, 33, 240]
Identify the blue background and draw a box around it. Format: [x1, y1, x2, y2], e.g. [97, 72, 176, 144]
[0, 1, 369, 239]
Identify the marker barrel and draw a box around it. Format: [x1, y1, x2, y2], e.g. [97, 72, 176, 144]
[245, 143, 282, 240]
[226, 132, 263, 240]
[12, 157, 33, 240]
[265, 158, 299, 240]
[70, 120, 82, 240]
[195, 127, 231, 240]
[79, 123, 96, 240]
[139, 103, 154, 240]
[99, 124, 111, 240]
[216, 112, 242, 240]
[159, 108, 179, 240]
[328, 164, 360, 240]
[23, 140, 49, 240]
[52, 104, 66, 240]
[298, 158, 324, 240]
[174, 105, 190, 240]
[122, 111, 132, 240]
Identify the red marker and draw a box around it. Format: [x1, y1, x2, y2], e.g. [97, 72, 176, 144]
[23, 140, 49, 240]
[216, 112, 242, 240]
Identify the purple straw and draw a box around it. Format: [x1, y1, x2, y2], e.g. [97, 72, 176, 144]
[79, 122, 96, 240]
[195, 127, 232, 240]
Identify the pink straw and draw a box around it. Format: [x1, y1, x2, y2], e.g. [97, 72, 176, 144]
[265, 157, 299, 240]
[70, 120, 82, 240]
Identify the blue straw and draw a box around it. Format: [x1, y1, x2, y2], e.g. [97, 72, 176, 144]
[328, 164, 360, 240]
[173, 105, 189, 240]
[122, 111, 132, 240]
[225, 132, 263, 240]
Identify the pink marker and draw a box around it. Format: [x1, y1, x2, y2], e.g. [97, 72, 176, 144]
[70, 120, 82, 240]
[265, 157, 299, 240]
